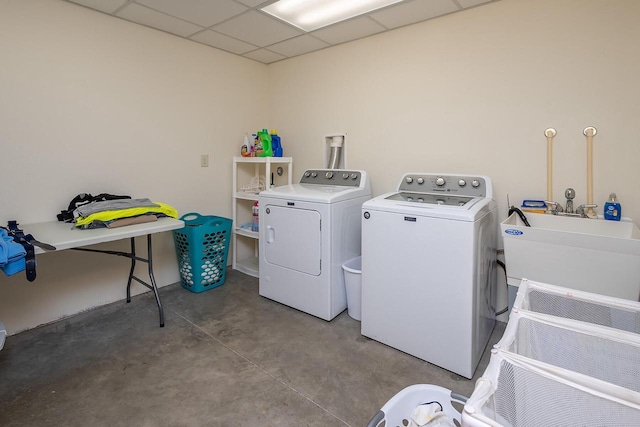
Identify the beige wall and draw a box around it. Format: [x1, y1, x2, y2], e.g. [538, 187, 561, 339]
[269, 0, 640, 224]
[2, 0, 639, 333]
[0, 0, 267, 334]
[267, 0, 640, 321]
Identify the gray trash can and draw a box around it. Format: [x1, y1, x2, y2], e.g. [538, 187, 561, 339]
[342, 256, 362, 321]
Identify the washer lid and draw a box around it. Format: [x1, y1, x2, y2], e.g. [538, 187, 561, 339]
[385, 192, 474, 207]
[363, 191, 496, 221]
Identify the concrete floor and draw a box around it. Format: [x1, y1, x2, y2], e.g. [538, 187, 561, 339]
[0, 269, 505, 426]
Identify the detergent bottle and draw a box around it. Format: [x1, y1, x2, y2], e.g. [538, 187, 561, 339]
[251, 201, 259, 232]
[256, 129, 273, 157]
[604, 193, 621, 221]
[250, 133, 257, 156]
[270, 130, 283, 157]
[241, 133, 252, 157]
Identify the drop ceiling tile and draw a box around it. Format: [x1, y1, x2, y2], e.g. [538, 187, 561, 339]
[243, 48, 286, 64]
[370, 0, 459, 29]
[135, 0, 247, 27]
[213, 10, 302, 47]
[235, 0, 271, 7]
[68, 0, 128, 14]
[312, 16, 386, 45]
[190, 30, 257, 54]
[267, 35, 329, 57]
[66, 0, 499, 63]
[117, 3, 203, 37]
[457, 0, 495, 7]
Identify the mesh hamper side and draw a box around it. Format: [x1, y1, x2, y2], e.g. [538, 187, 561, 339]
[492, 355, 640, 427]
[500, 313, 640, 392]
[515, 280, 640, 334]
[464, 352, 640, 427]
[174, 230, 195, 288]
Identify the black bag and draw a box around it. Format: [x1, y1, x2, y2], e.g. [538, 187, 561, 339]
[56, 193, 131, 222]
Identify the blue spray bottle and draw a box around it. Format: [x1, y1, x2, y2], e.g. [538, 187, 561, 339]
[604, 193, 621, 221]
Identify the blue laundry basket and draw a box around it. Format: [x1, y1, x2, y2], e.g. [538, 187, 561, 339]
[173, 213, 232, 293]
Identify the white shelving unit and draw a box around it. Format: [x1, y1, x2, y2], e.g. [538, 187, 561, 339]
[232, 156, 293, 277]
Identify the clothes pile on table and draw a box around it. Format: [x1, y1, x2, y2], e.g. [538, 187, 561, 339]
[57, 193, 179, 229]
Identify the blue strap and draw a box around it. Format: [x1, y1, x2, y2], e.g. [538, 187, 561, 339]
[6, 221, 36, 281]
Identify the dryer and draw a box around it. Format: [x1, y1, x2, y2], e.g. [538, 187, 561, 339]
[361, 173, 498, 379]
[259, 169, 371, 321]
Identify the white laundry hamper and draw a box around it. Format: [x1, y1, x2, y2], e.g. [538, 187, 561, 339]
[496, 309, 640, 391]
[462, 349, 640, 427]
[512, 278, 640, 334]
[462, 279, 640, 427]
[366, 384, 467, 427]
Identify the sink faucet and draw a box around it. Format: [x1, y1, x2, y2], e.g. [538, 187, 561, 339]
[544, 200, 563, 214]
[576, 204, 598, 218]
[565, 188, 575, 214]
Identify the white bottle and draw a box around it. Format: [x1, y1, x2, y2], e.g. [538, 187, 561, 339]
[251, 201, 259, 232]
[241, 133, 251, 157]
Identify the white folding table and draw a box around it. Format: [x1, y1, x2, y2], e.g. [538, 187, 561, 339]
[16, 217, 184, 327]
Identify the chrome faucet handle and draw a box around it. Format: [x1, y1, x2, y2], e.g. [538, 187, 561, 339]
[544, 200, 564, 214]
[576, 204, 598, 217]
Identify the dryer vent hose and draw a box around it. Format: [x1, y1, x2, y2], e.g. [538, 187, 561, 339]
[327, 136, 343, 169]
[327, 147, 342, 169]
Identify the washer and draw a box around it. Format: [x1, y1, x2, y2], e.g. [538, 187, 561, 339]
[259, 169, 371, 321]
[361, 173, 498, 379]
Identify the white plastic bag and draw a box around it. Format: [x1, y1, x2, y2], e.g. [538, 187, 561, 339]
[408, 402, 456, 427]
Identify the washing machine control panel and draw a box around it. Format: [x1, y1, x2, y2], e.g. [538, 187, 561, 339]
[301, 170, 363, 187]
[398, 174, 488, 197]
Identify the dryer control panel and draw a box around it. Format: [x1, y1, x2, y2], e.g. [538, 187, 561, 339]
[300, 169, 363, 187]
[398, 174, 491, 198]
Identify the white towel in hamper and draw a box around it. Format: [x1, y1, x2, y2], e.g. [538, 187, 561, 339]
[409, 402, 456, 427]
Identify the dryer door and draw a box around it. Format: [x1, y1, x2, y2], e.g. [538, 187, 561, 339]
[263, 205, 321, 275]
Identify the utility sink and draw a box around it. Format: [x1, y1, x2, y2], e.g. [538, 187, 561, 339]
[501, 212, 640, 301]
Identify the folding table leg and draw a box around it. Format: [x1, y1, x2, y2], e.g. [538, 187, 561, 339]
[126, 237, 136, 304]
[76, 235, 165, 327]
[146, 234, 164, 327]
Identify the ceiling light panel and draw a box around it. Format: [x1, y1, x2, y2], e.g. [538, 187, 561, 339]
[262, 0, 404, 32]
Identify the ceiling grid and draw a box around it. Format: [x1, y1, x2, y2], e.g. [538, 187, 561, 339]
[66, 0, 497, 64]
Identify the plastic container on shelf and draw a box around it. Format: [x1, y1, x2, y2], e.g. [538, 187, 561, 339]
[252, 201, 259, 232]
[173, 213, 232, 293]
[256, 129, 273, 157]
[270, 130, 283, 157]
[241, 133, 252, 157]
